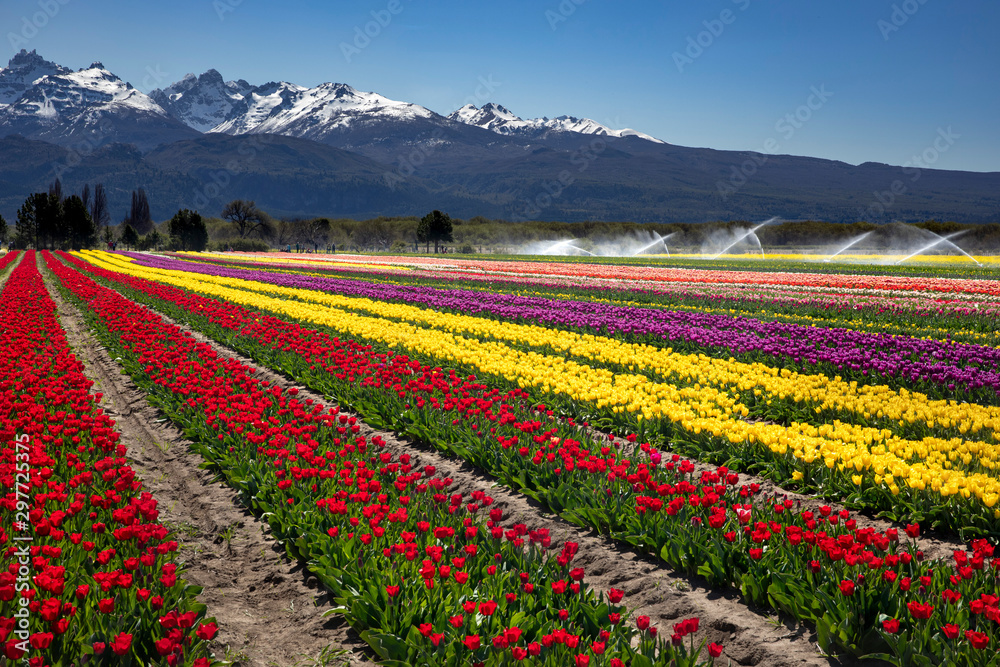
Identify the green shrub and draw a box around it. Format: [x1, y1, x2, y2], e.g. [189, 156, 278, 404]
[208, 238, 271, 252]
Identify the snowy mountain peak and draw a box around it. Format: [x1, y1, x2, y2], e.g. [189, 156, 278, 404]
[448, 102, 665, 144]
[447, 103, 522, 132]
[481, 102, 519, 119]
[1, 52, 667, 153]
[448, 103, 479, 123]
[0, 55, 196, 150]
[0, 49, 71, 107]
[150, 69, 258, 133]
[200, 68, 224, 84]
[11, 63, 167, 120]
[208, 79, 434, 139]
[9, 49, 57, 69]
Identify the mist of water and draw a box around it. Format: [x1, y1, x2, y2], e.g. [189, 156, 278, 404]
[521, 218, 988, 266]
[706, 217, 777, 260]
[894, 230, 981, 267]
[823, 232, 873, 263]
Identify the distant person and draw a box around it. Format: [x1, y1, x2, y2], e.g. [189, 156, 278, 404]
[331, 243, 336, 253]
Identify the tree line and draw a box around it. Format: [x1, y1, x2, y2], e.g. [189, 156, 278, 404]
[4, 184, 997, 255]
[5, 179, 209, 252]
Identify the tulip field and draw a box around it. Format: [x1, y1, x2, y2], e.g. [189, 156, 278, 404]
[4, 247, 1000, 666]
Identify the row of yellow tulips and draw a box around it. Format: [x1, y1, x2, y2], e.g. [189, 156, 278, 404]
[79, 250, 1000, 514]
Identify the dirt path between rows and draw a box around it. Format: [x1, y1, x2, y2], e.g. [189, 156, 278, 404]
[45, 261, 894, 667]
[41, 258, 378, 667]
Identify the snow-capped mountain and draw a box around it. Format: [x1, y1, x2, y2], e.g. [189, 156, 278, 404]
[0, 50, 71, 108]
[448, 102, 521, 131]
[210, 80, 436, 142]
[0, 55, 197, 150]
[150, 69, 251, 132]
[448, 102, 664, 143]
[1, 54, 999, 228]
[207, 80, 306, 135]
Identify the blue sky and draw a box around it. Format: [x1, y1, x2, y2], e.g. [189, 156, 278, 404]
[4, 0, 997, 171]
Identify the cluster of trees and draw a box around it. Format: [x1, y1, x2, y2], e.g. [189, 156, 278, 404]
[8, 179, 116, 250]
[223, 203, 455, 254]
[167, 210, 208, 251]
[416, 210, 453, 253]
[124, 189, 153, 235]
[13, 190, 97, 251]
[113, 209, 210, 253]
[300, 216, 1000, 254]
[6, 180, 211, 252]
[8, 183, 994, 257]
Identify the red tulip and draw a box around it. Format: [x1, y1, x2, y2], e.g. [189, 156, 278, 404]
[907, 602, 934, 620]
[111, 632, 132, 656]
[965, 631, 990, 649]
[154, 637, 175, 656]
[196, 622, 218, 640]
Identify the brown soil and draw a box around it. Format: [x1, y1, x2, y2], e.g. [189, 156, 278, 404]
[41, 258, 377, 667]
[53, 267, 883, 667]
[50, 254, 969, 667]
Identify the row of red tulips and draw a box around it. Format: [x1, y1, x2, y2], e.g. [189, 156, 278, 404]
[181, 250, 1000, 344]
[1, 253, 217, 667]
[54, 252, 1000, 664]
[0, 251, 19, 275]
[43, 252, 722, 666]
[68, 252, 1000, 539]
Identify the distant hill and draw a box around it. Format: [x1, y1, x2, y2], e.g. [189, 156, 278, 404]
[0, 134, 491, 221]
[1, 50, 998, 223]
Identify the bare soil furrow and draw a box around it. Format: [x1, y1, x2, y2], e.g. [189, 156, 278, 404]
[56, 266, 890, 667]
[41, 259, 377, 667]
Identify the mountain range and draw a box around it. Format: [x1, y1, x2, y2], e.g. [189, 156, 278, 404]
[1, 49, 998, 225]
